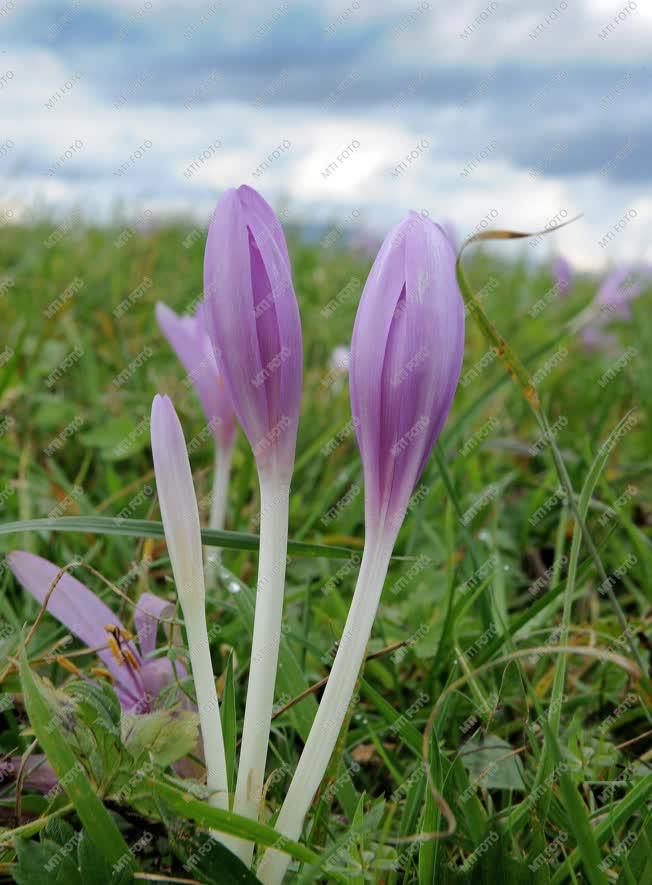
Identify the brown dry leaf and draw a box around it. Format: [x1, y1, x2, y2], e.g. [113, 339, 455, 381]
[351, 743, 376, 764]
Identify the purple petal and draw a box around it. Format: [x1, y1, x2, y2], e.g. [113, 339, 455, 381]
[139, 657, 188, 712]
[350, 213, 464, 540]
[553, 256, 572, 297]
[156, 302, 236, 450]
[150, 395, 205, 603]
[203, 186, 302, 481]
[134, 591, 175, 658]
[8, 551, 144, 704]
[0, 754, 58, 794]
[595, 269, 642, 321]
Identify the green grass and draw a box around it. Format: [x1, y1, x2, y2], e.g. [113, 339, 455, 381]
[0, 218, 650, 883]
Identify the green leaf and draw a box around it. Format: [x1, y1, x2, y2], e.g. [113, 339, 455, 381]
[121, 708, 200, 768]
[221, 651, 237, 798]
[150, 776, 335, 876]
[13, 835, 81, 885]
[541, 720, 607, 885]
[551, 774, 652, 883]
[77, 831, 132, 885]
[18, 643, 135, 873]
[178, 831, 261, 884]
[461, 734, 525, 792]
[0, 515, 353, 559]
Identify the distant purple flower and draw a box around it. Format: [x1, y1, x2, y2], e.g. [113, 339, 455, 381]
[580, 326, 618, 352]
[594, 268, 642, 322]
[553, 256, 572, 297]
[203, 185, 302, 482]
[156, 302, 236, 452]
[350, 211, 465, 541]
[580, 268, 645, 351]
[8, 551, 184, 714]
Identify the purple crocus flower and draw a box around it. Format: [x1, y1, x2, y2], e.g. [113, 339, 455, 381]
[203, 184, 302, 483]
[7, 551, 184, 714]
[202, 185, 302, 862]
[258, 211, 465, 884]
[350, 211, 465, 542]
[5, 551, 189, 795]
[553, 256, 572, 297]
[594, 268, 642, 322]
[155, 301, 236, 453]
[580, 268, 644, 351]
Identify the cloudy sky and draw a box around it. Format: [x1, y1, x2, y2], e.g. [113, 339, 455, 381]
[1, 0, 650, 267]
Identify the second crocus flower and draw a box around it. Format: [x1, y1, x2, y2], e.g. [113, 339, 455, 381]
[150, 394, 229, 813]
[203, 185, 302, 864]
[258, 211, 465, 884]
[156, 301, 236, 580]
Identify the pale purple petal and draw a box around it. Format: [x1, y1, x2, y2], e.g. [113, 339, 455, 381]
[554, 256, 572, 297]
[580, 326, 618, 352]
[350, 213, 464, 540]
[8, 551, 144, 704]
[134, 591, 175, 658]
[595, 269, 642, 321]
[156, 302, 236, 450]
[0, 755, 58, 794]
[150, 395, 205, 603]
[203, 186, 302, 481]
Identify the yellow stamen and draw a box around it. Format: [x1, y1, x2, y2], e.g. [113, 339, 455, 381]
[55, 656, 83, 677]
[122, 648, 141, 670]
[90, 667, 115, 684]
[106, 633, 124, 665]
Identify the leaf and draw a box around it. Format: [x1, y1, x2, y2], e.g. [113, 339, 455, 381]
[149, 776, 335, 876]
[0, 515, 353, 559]
[13, 835, 82, 884]
[41, 817, 76, 847]
[177, 831, 261, 885]
[461, 734, 525, 792]
[77, 831, 132, 885]
[121, 708, 200, 768]
[221, 651, 237, 797]
[18, 643, 135, 873]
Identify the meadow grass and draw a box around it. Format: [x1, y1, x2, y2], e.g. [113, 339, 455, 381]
[0, 219, 650, 882]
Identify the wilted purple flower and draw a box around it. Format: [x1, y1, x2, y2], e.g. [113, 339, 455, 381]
[7, 550, 184, 713]
[553, 256, 572, 297]
[203, 185, 302, 482]
[350, 211, 465, 541]
[156, 302, 236, 452]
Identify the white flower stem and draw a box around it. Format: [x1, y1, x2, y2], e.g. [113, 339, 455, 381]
[257, 533, 394, 885]
[182, 601, 229, 813]
[226, 476, 290, 865]
[204, 443, 233, 584]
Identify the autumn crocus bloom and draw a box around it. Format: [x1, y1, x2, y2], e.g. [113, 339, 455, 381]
[150, 394, 228, 812]
[553, 256, 572, 297]
[203, 186, 302, 861]
[258, 212, 465, 884]
[8, 550, 185, 713]
[156, 301, 236, 578]
[7, 550, 192, 794]
[580, 268, 643, 351]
